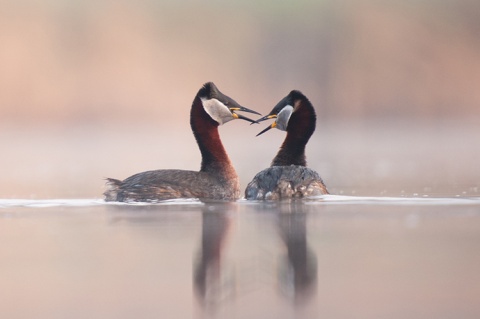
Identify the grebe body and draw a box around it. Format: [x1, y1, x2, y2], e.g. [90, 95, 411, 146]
[245, 90, 328, 200]
[104, 82, 260, 202]
[105, 169, 238, 202]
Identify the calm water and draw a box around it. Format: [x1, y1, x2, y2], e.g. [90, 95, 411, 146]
[1, 122, 480, 318]
[1, 197, 480, 319]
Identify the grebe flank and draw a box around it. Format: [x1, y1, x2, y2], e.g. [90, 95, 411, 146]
[245, 90, 328, 200]
[104, 82, 260, 202]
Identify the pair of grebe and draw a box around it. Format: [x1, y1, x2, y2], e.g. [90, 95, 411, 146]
[104, 82, 328, 202]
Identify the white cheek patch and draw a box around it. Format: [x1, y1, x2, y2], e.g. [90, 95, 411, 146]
[276, 105, 293, 131]
[201, 98, 234, 125]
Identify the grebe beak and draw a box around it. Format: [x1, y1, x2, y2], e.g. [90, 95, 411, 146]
[230, 106, 261, 123]
[232, 113, 257, 123]
[231, 106, 261, 116]
[256, 121, 277, 136]
[249, 113, 277, 125]
[255, 114, 277, 123]
[254, 114, 278, 136]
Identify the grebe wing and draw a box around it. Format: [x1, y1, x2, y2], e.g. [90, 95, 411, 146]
[105, 170, 218, 202]
[245, 165, 328, 200]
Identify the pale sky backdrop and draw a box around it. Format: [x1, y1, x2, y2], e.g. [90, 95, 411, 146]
[1, 0, 479, 125]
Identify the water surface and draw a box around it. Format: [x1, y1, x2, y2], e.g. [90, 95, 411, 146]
[1, 197, 479, 319]
[1, 122, 479, 318]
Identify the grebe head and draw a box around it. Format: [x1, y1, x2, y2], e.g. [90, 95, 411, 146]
[199, 82, 260, 125]
[255, 90, 311, 136]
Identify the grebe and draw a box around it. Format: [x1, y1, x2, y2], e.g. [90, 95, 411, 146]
[104, 82, 260, 202]
[245, 90, 328, 200]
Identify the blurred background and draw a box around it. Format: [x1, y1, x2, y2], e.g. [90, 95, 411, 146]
[1, 0, 479, 198]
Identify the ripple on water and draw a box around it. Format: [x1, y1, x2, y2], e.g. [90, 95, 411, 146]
[0, 198, 204, 208]
[1, 195, 480, 209]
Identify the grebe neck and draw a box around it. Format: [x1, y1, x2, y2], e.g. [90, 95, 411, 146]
[190, 96, 236, 176]
[271, 99, 316, 167]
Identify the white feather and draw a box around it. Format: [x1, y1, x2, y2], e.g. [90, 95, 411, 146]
[276, 105, 293, 131]
[201, 98, 234, 125]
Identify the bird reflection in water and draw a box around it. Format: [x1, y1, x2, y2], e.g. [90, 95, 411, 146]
[193, 202, 236, 309]
[276, 203, 317, 304]
[194, 202, 317, 309]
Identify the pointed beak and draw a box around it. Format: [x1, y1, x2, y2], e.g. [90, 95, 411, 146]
[253, 114, 278, 134]
[256, 121, 277, 136]
[256, 114, 276, 122]
[234, 106, 261, 116]
[232, 112, 257, 124]
[230, 106, 261, 123]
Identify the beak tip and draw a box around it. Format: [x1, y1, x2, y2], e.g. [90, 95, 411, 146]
[238, 106, 261, 116]
[234, 113, 257, 123]
[256, 124, 273, 136]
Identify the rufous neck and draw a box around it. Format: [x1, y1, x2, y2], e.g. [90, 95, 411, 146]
[271, 99, 316, 167]
[190, 96, 236, 175]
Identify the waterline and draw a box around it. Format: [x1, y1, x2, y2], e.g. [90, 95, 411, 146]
[1, 195, 479, 208]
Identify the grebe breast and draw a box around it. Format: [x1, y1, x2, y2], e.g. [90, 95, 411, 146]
[245, 165, 327, 200]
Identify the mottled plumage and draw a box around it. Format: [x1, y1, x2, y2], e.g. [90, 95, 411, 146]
[104, 169, 239, 202]
[104, 82, 260, 202]
[245, 90, 328, 200]
[245, 165, 328, 200]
